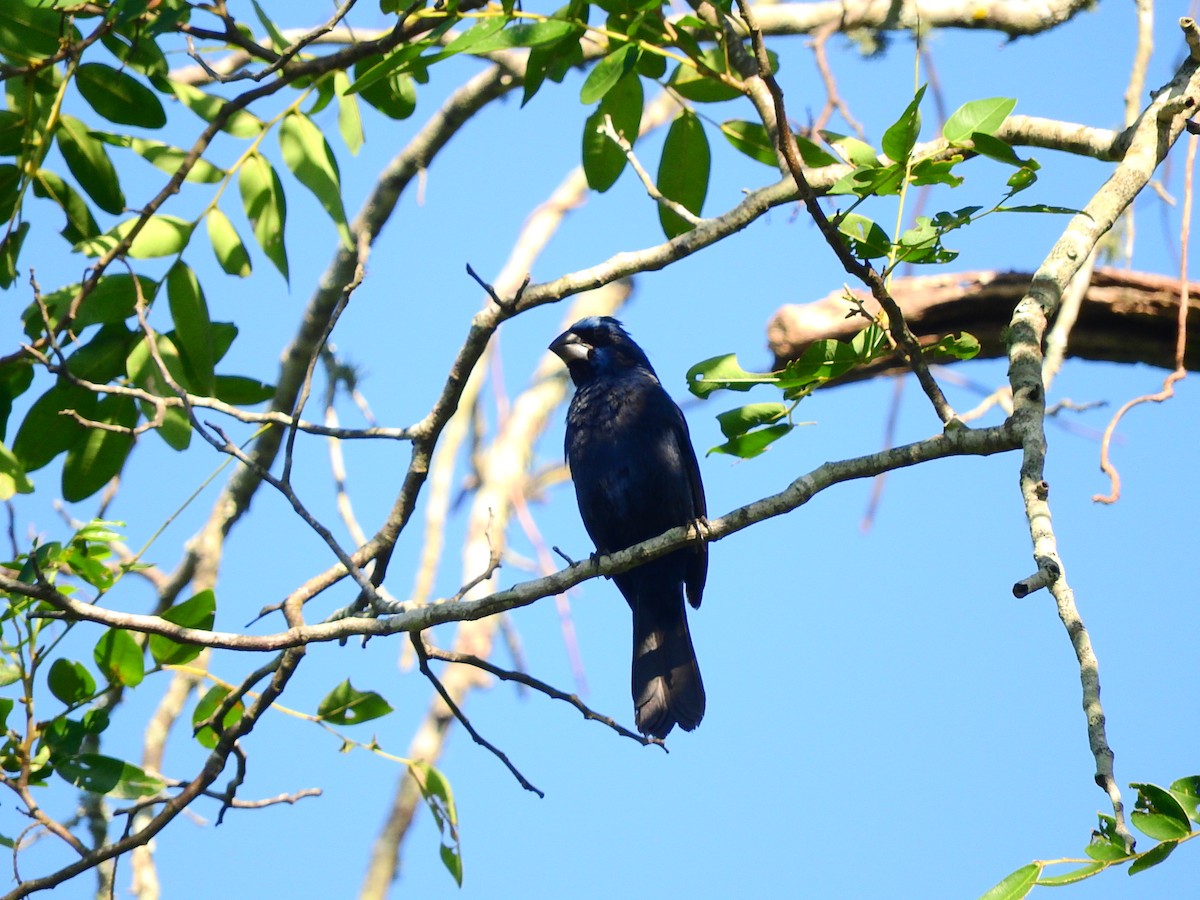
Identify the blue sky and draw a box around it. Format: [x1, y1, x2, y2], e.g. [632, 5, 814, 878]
[5, 1, 1199, 898]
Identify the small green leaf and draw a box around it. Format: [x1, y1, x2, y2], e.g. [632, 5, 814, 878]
[166, 261, 215, 395]
[75, 215, 195, 259]
[926, 332, 981, 361]
[0, 697, 13, 729]
[239, 152, 289, 281]
[56, 753, 164, 799]
[828, 163, 905, 198]
[1035, 862, 1106, 886]
[61, 394, 137, 502]
[148, 590, 216, 666]
[836, 213, 891, 259]
[0, 661, 20, 689]
[206, 208, 252, 277]
[1131, 782, 1192, 839]
[278, 112, 352, 249]
[31, 169, 100, 244]
[158, 79, 263, 138]
[715, 402, 788, 439]
[316, 679, 394, 726]
[0, 222, 29, 289]
[580, 43, 638, 104]
[0, 441, 33, 499]
[250, 0, 289, 52]
[94, 133, 225, 183]
[56, 115, 125, 214]
[657, 110, 710, 239]
[944, 97, 1016, 143]
[995, 204, 1078, 215]
[910, 157, 964, 187]
[821, 131, 879, 167]
[192, 685, 245, 749]
[93, 629, 144, 687]
[687, 354, 779, 399]
[214, 375, 275, 405]
[47, 658, 97, 705]
[351, 57, 417, 120]
[75, 63, 166, 129]
[582, 71, 642, 192]
[977, 863, 1041, 900]
[708, 422, 793, 459]
[12, 383, 93, 472]
[970, 132, 1025, 167]
[1086, 814, 1129, 861]
[333, 71, 364, 155]
[1128, 840, 1176, 875]
[1168, 776, 1200, 823]
[720, 120, 777, 167]
[881, 84, 925, 163]
[464, 19, 576, 53]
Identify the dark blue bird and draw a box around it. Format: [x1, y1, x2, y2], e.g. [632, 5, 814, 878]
[550, 317, 707, 739]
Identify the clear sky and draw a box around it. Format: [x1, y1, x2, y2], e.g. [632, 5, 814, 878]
[6, 2, 1199, 898]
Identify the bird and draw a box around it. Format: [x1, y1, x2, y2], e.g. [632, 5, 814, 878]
[549, 316, 707, 739]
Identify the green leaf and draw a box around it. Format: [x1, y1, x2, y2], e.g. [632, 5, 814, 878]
[715, 402, 788, 439]
[0, 697, 12, 729]
[441, 17, 508, 56]
[969, 132, 1025, 167]
[316, 679, 394, 726]
[0, 110, 25, 155]
[351, 57, 417, 120]
[720, 120, 777, 167]
[881, 84, 925, 163]
[1086, 813, 1130, 861]
[166, 261, 215, 395]
[582, 71, 642, 192]
[206, 208, 252, 277]
[464, 19, 577, 53]
[995, 204, 1079, 215]
[944, 97, 1016, 143]
[279, 113, 352, 249]
[0, 163, 20, 222]
[666, 47, 768, 103]
[158, 79, 263, 138]
[214, 375, 275, 405]
[1131, 782, 1192, 839]
[75, 214, 195, 259]
[250, 0, 289, 52]
[93, 629, 144, 687]
[56, 115, 125, 214]
[910, 157, 964, 187]
[12, 383, 93, 471]
[687, 354, 779, 399]
[333, 71, 364, 155]
[0, 661, 20, 689]
[47, 658, 97, 705]
[1035, 862, 1106, 886]
[62, 394, 138, 502]
[657, 111, 709, 239]
[31, 169, 100, 244]
[1168, 776, 1200, 823]
[926, 332, 981, 361]
[56, 753, 164, 799]
[828, 163, 905, 198]
[0, 441, 33, 500]
[148, 590, 216, 667]
[0, 222, 29, 289]
[837, 213, 891, 258]
[977, 863, 1041, 900]
[1128, 840, 1176, 875]
[0, 2, 71, 63]
[72, 273, 156, 329]
[580, 42, 638, 104]
[822, 131, 879, 167]
[75, 63, 166, 129]
[239, 152, 289, 281]
[192, 684, 245, 749]
[708, 422, 793, 459]
[94, 133, 225, 183]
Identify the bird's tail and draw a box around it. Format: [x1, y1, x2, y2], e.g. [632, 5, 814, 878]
[631, 596, 705, 740]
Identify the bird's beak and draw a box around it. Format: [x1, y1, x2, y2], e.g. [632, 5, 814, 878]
[549, 330, 590, 365]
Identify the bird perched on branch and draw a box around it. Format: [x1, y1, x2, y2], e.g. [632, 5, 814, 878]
[550, 317, 707, 739]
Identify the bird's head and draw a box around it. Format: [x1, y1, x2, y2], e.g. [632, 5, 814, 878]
[549, 317, 656, 386]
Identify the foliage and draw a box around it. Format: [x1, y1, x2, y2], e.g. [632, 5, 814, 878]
[0, 0, 1192, 896]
